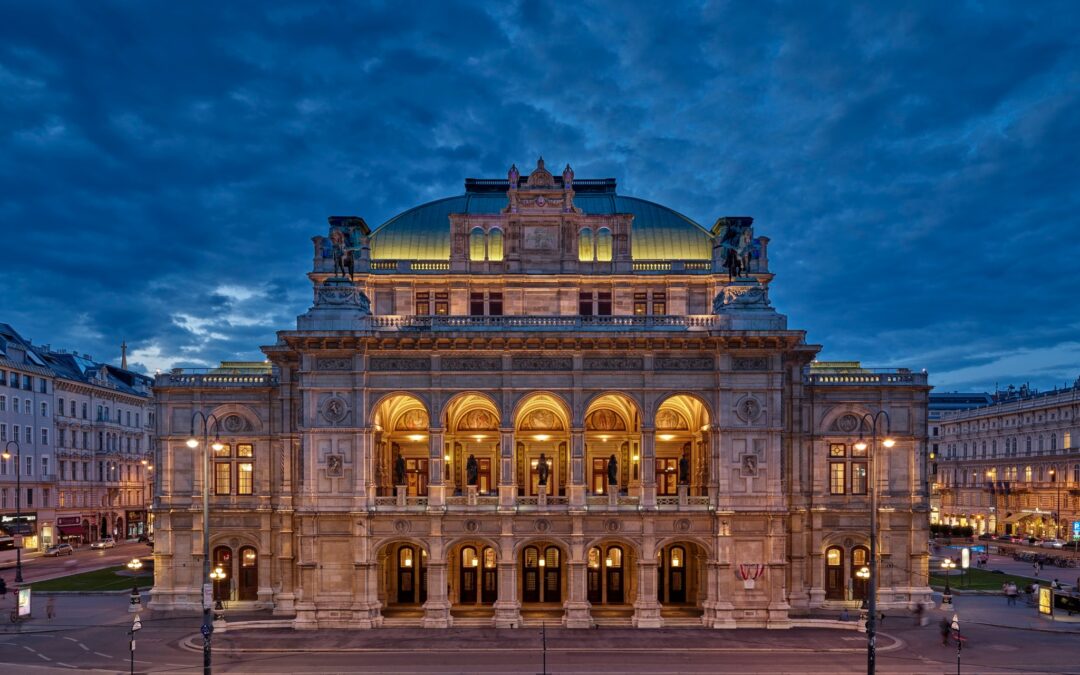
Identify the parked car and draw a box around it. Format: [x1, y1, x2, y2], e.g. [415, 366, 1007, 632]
[1040, 539, 1066, 549]
[90, 537, 116, 549]
[45, 543, 74, 557]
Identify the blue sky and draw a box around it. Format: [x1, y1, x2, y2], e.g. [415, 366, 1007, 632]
[1, 2, 1078, 393]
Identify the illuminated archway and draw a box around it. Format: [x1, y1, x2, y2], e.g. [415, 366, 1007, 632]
[513, 393, 571, 497]
[583, 393, 641, 495]
[654, 394, 711, 496]
[443, 393, 501, 496]
[371, 394, 430, 496]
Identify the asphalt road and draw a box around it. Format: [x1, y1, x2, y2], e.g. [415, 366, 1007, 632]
[0, 541, 152, 585]
[2, 593, 1080, 674]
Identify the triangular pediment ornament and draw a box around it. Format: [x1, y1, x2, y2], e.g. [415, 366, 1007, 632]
[525, 156, 555, 188]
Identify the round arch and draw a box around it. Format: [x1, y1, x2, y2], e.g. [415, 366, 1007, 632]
[368, 391, 431, 430]
[440, 391, 502, 430]
[581, 391, 643, 430]
[511, 392, 572, 430]
[650, 392, 712, 430]
[651, 535, 714, 560]
[206, 403, 264, 434]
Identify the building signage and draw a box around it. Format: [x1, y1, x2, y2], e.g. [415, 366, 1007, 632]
[1038, 586, 1052, 615]
[1072, 520, 1080, 541]
[17, 587, 32, 618]
[960, 547, 970, 569]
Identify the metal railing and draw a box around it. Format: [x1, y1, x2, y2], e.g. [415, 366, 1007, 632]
[803, 368, 927, 386]
[363, 314, 717, 331]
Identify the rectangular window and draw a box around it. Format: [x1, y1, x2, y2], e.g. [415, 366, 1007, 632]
[1066, 432, 1072, 450]
[237, 443, 254, 458]
[39, 379, 46, 393]
[24, 426, 31, 443]
[25, 456, 33, 476]
[579, 291, 594, 316]
[415, 291, 430, 315]
[597, 291, 612, 316]
[8, 372, 16, 387]
[60, 461, 67, 480]
[214, 462, 232, 495]
[83, 431, 88, 448]
[851, 462, 868, 494]
[58, 398, 64, 415]
[829, 462, 846, 494]
[0, 456, 6, 475]
[70, 400, 75, 416]
[829, 443, 846, 457]
[470, 291, 485, 316]
[41, 457, 48, 477]
[13, 425, 19, 443]
[0, 369, 4, 385]
[851, 441, 868, 458]
[0, 423, 5, 442]
[1, 395, 6, 411]
[82, 402, 88, 419]
[215, 443, 232, 458]
[651, 291, 666, 315]
[633, 291, 648, 316]
[434, 291, 449, 315]
[23, 375, 31, 390]
[41, 402, 47, 417]
[488, 292, 503, 316]
[41, 428, 48, 446]
[26, 488, 33, 506]
[237, 463, 254, 495]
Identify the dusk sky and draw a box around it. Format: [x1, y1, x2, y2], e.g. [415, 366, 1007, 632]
[2, 2, 1078, 393]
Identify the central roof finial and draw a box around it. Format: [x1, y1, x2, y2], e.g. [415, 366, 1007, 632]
[526, 156, 555, 188]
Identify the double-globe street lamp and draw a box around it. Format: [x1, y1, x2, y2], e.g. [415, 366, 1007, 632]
[1049, 468, 1062, 540]
[186, 412, 223, 675]
[853, 411, 895, 675]
[940, 557, 956, 595]
[2, 441, 23, 583]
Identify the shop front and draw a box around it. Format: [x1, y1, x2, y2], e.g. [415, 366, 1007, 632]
[1, 513, 40, 551]
[57, 516, 87, 546]
[125, 510, 147, 539]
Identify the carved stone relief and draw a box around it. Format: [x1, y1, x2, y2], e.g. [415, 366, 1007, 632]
[655, 410, 689, 430]
[316, 357, 352, 371]
[326, 454, 344, 477]
[441, 357, 502, 372]
[734, 396, 763, 424]
[321, 395, 350, 425]
[222, 414, 247, 433]
[583, 357, 644, 371]
[732, 357, 768, 371]
[369, 357, 430, 371]
[511, 356, 573, 371]
[655, 357, 714, 371]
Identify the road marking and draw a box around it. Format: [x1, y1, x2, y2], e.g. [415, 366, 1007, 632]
[63, 636, 79, 643]
[77, 642, 90, 651]
[23, 645, 37, 653]
[56, 663, 76, 669]
[92, 651, 113, 659]
[36, 652, 52, 661]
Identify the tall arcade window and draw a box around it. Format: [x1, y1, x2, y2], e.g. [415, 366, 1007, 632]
[213, 443, 255, 496]
[469, 227, 486, 261]
[595, 227, 613, 261]
[578, 228, 594, 261]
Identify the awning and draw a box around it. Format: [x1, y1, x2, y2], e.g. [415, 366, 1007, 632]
[58, 524, 85, 536]
[1001, 513, 1032, 524]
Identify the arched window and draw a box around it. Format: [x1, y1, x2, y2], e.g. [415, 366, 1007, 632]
[1051, 434, 1057, 451]
[469, 227, 486, 261]
[1073, 464, 1079, 485]
[595, 227, 613, 262]
[1025, 466, 1033, 482]
[578, 227, 594, 261]
[462, 546, 478, 568]
[483, 547, 497, 569]
[488, 228, 504, 261]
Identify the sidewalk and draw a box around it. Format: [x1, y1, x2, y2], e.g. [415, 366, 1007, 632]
[938, 592, 1080, 634]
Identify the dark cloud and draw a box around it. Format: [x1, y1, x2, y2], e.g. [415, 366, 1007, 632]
[1, 1, 1077, 392]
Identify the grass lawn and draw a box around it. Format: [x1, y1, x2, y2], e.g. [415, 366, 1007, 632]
[31, 565, 153, 592]
[929, 567, 1038, 591]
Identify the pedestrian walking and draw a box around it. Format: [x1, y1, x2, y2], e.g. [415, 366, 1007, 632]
[940, 617, 951, 645]
[1005, 582, 1018, 606]
[912, 602, 924, 626]
[46, 596, 55, 620]
[0, 576, 7, 599]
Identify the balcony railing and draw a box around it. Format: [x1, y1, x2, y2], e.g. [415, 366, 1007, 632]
[803, 368, 927, 386]
[363, 314, 718, 332]
[156, 369, 277, 388]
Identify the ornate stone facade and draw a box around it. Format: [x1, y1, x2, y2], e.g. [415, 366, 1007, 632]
[148, 161, 931, 629]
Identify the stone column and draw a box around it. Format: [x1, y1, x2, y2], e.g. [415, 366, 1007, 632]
[428, 429, 445, 509]
[569, 428, 585, 509]
[701, 560, 736, 628]
[422, 558, 453, 628]
[498, 429, 516, 510]
[562, 552, 593, 628]
[351, 561, 382, 628]
[493, 558, 522, 628]
[641, 428, 656, 510]
[631, 557, 663, 628]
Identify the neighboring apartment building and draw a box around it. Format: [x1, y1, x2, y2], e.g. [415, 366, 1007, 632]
[0, 324, 57, 552]
[149, 159, 932, 629]
[0, 323, 154, 552]
[37, 348, 154, 543]
[928, 392, 993, 525]
[935, 382, 1080, 539]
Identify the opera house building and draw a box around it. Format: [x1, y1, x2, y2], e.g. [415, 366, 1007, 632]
[148, 158, 932, 629]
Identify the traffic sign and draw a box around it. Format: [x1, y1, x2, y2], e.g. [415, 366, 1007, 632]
[201, 623, 212, 637]
[1071, 520, 1080, 541]
[132, 615, 142, 632]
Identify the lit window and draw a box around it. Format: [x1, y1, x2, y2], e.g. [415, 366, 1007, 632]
[851, 462, 868, 494]
[595, 227, 613, 262]
[830, 443, 846, 457]
[237, 463, 253, 495]
[830, 462, 846, 494]
[488, 228, 504, 261]
[578, 227, 594, 261]
[469, 227, 486, 261]
[215, 462, 231, 495]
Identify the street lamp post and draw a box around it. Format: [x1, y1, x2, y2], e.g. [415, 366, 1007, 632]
[2, 441, 23, 583]
[187, 412, 223, 675]
[1050, 469, 1061, 540]
[854, 411, 895, 675]
[941, 558, 956, 595]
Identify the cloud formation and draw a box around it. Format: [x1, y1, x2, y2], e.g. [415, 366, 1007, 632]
[1, 1, 1077, 392]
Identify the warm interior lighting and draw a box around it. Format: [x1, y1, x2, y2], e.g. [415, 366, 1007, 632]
[186, 438, 199, 448]
[658, 434, 676, 441]
[854, 440, 868, 452]
[472, 435, 486, 441]
[599, 435, 610, 442]
[444, 454, 451, 462]
[671, 554, 681, 567]
[632, 454, 640, 462]
[605, 557, 613, 567]
[538, 558, 545, 567]
[408, 434, 426, 442]
[533, 434, 550, 441]
[404, 558, 413, 568]
[882, 438, 896, 448]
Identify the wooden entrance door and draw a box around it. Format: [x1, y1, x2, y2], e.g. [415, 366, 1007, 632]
[406, 459, 429, 496]
[238, 546, 258, 601]
[667, 546, 686, 603]
[523, 546, 541, 602]
[851, 547, 869, 601]
[397, 546, 425, 603]
[481, 548, 498, 603]
[825, 546, 844, 600]
[656, 459, 678, 495]
[605, 546, 624, 603]
[461, 547, 479, 603]
[592, 458, 608, 494]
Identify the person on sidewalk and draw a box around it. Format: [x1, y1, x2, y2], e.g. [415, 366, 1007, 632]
[940, 617, 951, 645]
[45, 596, 55, 620]
[1005, 582, 1018, 606]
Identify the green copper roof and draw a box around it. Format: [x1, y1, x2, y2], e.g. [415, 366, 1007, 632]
[370, 192, 712, 261]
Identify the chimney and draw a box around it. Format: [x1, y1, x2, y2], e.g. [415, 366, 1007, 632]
[121, 341, 128, 370]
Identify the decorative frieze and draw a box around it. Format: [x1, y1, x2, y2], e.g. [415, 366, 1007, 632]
[315, 357, 352, 371]
[441, 357, 502, 372]
[655, 357, 714, 371]
[732, 357, 768, 371]
[369, 357, 430, 371]
[511, 356, 573, 371]
[583, 356, 644, 371]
